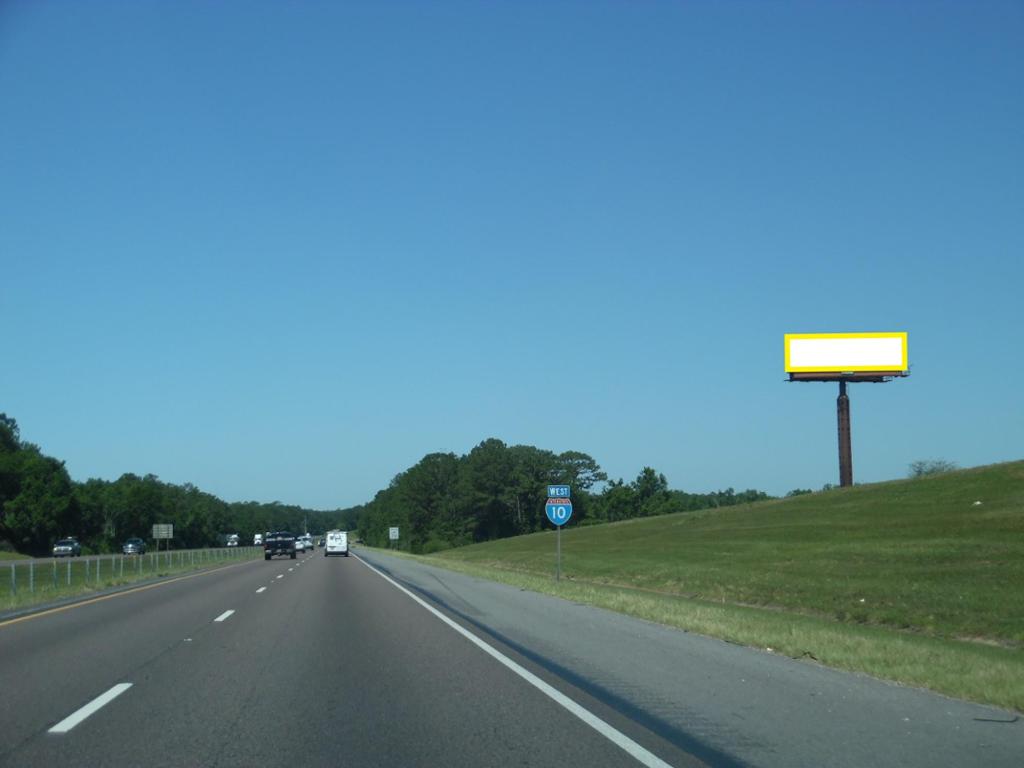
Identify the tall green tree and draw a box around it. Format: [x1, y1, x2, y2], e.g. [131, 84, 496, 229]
[555, 450, 607, 491]
[599, 479, 639, 522]
[458, 438, 516, 541]
[399, 452, 462, 548]
[504, 445, 558, 534]
[0, 415, 25, 520]
[1, 448, 79, 553]
[634, 467, 669, 516]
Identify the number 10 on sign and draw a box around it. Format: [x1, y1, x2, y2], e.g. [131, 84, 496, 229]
[545, 501, 572, 526]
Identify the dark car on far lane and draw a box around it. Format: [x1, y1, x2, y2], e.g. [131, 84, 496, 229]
[122, 537, 147, 555]
[52, 538, 81, 557]
[264, 531, 297, 560]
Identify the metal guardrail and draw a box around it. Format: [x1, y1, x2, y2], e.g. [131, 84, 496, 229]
[1, 546, 263, 611]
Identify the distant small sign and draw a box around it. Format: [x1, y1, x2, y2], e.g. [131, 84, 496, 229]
[388, 527, 400, 541]
[152, 524, 173, 540]
[547, 485, 571, 499]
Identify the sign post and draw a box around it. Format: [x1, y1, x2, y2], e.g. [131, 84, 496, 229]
[545, 486, 572, 581]
[152, 523, 173, 554]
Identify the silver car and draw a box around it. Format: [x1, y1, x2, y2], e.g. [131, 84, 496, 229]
[122, 537, 146, 555]
[52, 538, 81, 557]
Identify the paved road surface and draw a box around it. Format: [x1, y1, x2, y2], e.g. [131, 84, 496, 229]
[0, 548, 1019, 767]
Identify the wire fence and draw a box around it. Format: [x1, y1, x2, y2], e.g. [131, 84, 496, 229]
[1, 546, 263, 613]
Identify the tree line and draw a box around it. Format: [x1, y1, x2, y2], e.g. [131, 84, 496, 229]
[1, 415, 774, 557]
[345, 438, 772, 553]
[0, 414, 339, 555]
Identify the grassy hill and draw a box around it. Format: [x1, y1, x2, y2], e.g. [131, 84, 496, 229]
[417, 460, 1024, 710]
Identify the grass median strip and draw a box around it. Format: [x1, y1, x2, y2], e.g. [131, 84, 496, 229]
[387, 461, 1024, 712]
[0, 548, 264, 616]
[373, 548, 1024, 712]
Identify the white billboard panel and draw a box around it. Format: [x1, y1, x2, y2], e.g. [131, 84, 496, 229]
[785, 333, 907, 373]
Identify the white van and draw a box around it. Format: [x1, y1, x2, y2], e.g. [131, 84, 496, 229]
[325, 530, 349, 557]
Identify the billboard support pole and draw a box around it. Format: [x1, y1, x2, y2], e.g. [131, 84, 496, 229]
[837, 380, 853, 487]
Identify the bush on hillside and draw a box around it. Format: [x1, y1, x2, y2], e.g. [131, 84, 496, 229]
[908, 459, 958, 478]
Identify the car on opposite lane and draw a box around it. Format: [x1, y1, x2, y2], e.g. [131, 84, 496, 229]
[52, 538, 81, 557]
[122, 537, 147, 555]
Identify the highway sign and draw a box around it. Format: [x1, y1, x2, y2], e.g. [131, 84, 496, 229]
[388, 527, 400, 541]
[152, 524, 173, 540]
[547, 485, 571, 499]
[545, 500, 573, 526]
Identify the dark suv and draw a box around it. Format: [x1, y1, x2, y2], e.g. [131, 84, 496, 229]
[52, 539, 81, 557]
[122, 537, 147, 555]
[264, 531, 297, 560]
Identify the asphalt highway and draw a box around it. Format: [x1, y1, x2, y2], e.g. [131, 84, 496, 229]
[0, 548, 1020, 767]
[0, 550, 698, 767]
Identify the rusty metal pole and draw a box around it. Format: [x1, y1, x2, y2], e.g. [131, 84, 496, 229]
[837, 380, 853, 487]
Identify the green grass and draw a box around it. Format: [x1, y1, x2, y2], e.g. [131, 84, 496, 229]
[0, 547, 263, 613]
[0, 550, 33, 560]
[380, 461, 1024, 711]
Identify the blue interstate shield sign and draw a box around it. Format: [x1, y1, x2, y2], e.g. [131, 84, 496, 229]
[545, 500, 573, 526]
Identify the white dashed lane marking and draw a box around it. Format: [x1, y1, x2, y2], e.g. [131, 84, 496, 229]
[214, 610, 235, 623]
[256, 587, 267, 593]
[49, 684, 133, 734]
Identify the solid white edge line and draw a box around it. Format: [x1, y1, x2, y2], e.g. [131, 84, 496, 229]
[214, 610, 235, 622]
[256, 587, 267, 593]
[49, 683, 132, 733]
[354, 555, 673, 768]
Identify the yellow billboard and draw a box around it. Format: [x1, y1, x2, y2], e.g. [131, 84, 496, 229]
[784, 332, 908, 373]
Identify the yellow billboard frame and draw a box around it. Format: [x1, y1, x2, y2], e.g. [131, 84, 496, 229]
[784, 332, 908, 373]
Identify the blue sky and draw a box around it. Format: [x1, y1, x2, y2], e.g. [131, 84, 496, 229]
[2, 1, 1021, 509]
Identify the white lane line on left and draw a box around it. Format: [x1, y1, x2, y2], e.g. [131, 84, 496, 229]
[49, 683, 132, 733]
[214, 610, 235, 622]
